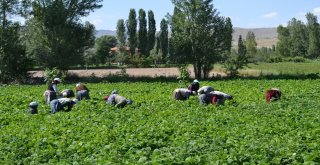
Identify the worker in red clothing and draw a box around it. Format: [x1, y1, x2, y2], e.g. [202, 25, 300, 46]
[199, 90, 233, 105]
[266, 88, 281, 103]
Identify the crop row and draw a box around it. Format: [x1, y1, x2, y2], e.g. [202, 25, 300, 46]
[0, 79, 320, 164]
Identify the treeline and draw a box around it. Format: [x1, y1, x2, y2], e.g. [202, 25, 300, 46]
[0, 0, 103, 83]
[1, 0, 319, 83]
[277, 13, 320, 59]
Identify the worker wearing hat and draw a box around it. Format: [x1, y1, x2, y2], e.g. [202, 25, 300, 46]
[50, 98, 78, 114]
[197, 86, 214, 95]
[75, 83, 90, 101]
[44, 77, 62, 104]
[199, 90, 233, 105]
[103, 90, 133, 108]
[29, 101, 39, 114]
[172, 88, 195, 100]
[188, 79, 200, 95]
[266, 88, 281, 103]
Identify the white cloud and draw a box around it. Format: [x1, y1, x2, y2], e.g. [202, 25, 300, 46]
[296, 12, 306, 22]
[262, 12, 278, 19]
[313, 7, 320, 15]
[9, 16, 25, 25]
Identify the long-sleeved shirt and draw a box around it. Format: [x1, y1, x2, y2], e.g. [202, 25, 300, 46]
[48, 83, 59, 93]
[199, 91, 232, 105]
[107, 94, 130, 107]
[188, 83, 200, 92]
[197, 86, 213, 95]
[76, 84, 89, 92]
[209, 91, 232, 99]
[173, 88, 191, 100]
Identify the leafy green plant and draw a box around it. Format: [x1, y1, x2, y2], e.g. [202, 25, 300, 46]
[1, 80, 320, 164]
[43, 67, 66, 84]
[177, 65, 190, 87]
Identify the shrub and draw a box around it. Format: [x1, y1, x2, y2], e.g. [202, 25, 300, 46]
[43, 67, 66, 84]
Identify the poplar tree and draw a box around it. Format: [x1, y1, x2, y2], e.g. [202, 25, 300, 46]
[116, 19, 126, 46]
[287, 18, 307, 57]
[147, 10, 156, 56]
[138, 9, 147, 56]
[276, 25, 291, 57]
[159, 18, 168, 61]
[225, 17, 233, 53]
[126, 9, 137, 55]
[306, 13, 320, 58]
[246, 31, 257, 56]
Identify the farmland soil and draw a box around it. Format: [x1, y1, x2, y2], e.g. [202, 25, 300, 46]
[29, 67, 226, 78]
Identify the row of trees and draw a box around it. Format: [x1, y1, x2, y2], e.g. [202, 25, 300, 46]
[113, 8, 169, 64]
[0, 0, 103, 83]
[0, 0, 251, 81]
[277, 13, 320, 59]
[2, 0, 319, 82]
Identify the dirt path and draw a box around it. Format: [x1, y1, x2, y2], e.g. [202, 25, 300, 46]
[29, 67, 226, 78]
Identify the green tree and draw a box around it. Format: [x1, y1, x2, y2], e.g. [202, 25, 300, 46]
[276, 25, 291, 57]
[25, 0, 101, 70]
[246, 31, 257, 56]
[159, 18, 169, 62]
[306, 13, 320, 58]
[287, 18, 308, 57]
[223, 35, 249, 77]
[116, 19, 126, 46]
[95, 35, 118, 64]
[225, 17, 233, 53]
[170, 0, 229, 79]
[138, 9, 148, 56]
[126, 9, 137, 55]
[0, 23, 29, 82]
[147, 10, 156, 56]
[0, 0, 30, 82]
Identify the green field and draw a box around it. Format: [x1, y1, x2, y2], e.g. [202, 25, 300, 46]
[213, 61, 320, 77]
[1, 79, 320, 164]
[244, 61, 320, 76]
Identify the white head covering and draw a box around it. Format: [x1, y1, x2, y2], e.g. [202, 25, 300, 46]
[29, 101, 39, 107]
[193, 79, 199, 83]
[54, 78, 61, 82]
[76, 83, 80, 87]
[72, 99, 79, 104]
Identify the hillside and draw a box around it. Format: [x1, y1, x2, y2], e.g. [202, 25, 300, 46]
[232, 27, 277, 48]
[96, 27, 278, 48]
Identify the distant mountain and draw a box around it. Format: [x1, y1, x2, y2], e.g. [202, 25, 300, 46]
[232, 27, 277, 48]
[96, 27, 278, 48]
[95, 30, 116, 38]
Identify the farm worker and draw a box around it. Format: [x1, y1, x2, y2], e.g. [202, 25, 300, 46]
[50, 98, 78, 114]
[61, 89, 75, 98]
[103, 90, 133, 108]
[172, 88, 195, 100]
[75, 83, 90, 100]
[44, 77, 61, 104]
[29, 101, 39, 114]
[199, 91, 233, 105]
[197, 86, 214, 95]
[188, 79, 200, 95]
[266, 88, 281, 103]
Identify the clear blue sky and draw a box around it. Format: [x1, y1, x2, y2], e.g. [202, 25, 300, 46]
[80, 0, 320, 30]
[10, 0, 320, 30]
